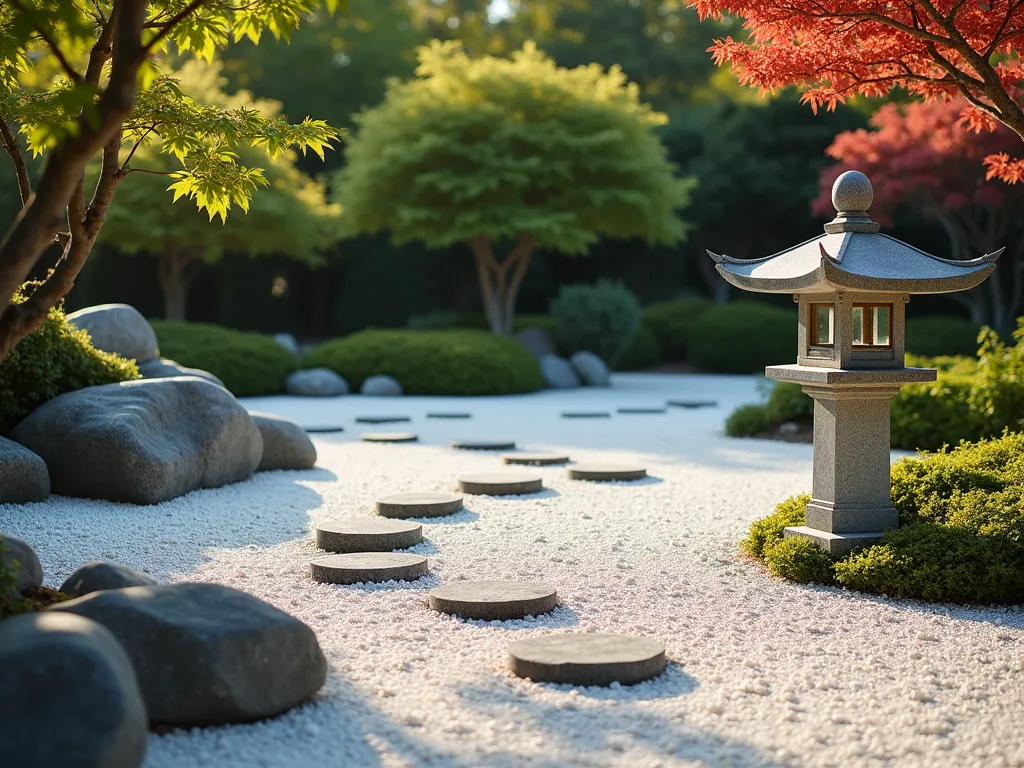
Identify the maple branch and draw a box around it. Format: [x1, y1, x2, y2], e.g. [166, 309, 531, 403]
[987, 2, 1024, 57]
[87, 135, 125, 234]
[120, 125, 157, 171]
[0, 118, 31, 206]
[123, 168, 175, 176]
[138, 0, 210, 60]
[9, 0, 85, 84]
[85, 0, 119, 86]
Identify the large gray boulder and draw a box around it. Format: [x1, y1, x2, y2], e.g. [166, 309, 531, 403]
[515, 327, 556, 359]
[0, 612, 148, 768]
[540, 354, 580, 389]
[138, 358, 224, 388]
[361, 374, 403, 396]
[285, 368, 348, 397]
[66, 304, 159, 364]
[51, 583, 328, 727]
[250, 413, 317, 471]
[11, 378, 262, 505]
[0, 533, 42, 598]
[60, 562, 158, 599]
[570, 351, 611, 387]
[0, 436, 49, 503]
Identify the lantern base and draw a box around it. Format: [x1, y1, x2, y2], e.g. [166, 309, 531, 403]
[783, 526, 883, 557]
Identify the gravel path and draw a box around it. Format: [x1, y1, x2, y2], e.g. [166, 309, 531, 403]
[2, 373, 1022, 768]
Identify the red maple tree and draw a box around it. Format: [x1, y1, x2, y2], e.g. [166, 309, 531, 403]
[814, 99, 1024, 330]
[688, 1, 1024, 182]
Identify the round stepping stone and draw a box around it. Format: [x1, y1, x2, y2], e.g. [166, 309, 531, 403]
[303, 425, 345, 433]
[458, 472, 542, 496]
[451, 439, 516, 451]
[310, 552, 428, 584]
[356, 416, 410, 424]
[617, 407, 667, 414]
[315, 519, 423, 553]
[427, 412, 471, 419]
[568, 464, 647, 482]
[561, 411, 611, 419]
[508, 633, 667, 686]
[429, 581, 557, 620]
[361, 432, 418, 443]
[376, 491, 464, 519]
[503, 453, 570, 466]
[666, 400, 718, 409]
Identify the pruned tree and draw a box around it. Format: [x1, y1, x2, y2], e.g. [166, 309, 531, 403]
[815, 99, 1024, 333]
[333, 41, 693, 335]
[0, 1, 340, 362]
[689, 0, 1024, 182]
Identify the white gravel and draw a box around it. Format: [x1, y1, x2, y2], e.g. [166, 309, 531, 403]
[3, 373, 1023, 768]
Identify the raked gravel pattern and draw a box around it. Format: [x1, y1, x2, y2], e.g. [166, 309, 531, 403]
[1, 373, 1022, 767]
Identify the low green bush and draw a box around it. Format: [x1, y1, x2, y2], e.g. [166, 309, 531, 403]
[305, 329, 544, 395]
[906, 316, 982, 358]
[688, 302, 797, 373]
[551, 280, 641, 366]
[890, 375, 979, 451]
[741, 493, 810, 559]
[764, 536, 836, 585]
[725, 403, 774, 438]
[616, 324, 662, 371]
[0, 288, 138, 433]
[642, 297, 713, 362]
[725, 380, 812, 437]
[150, 321, 299, 397]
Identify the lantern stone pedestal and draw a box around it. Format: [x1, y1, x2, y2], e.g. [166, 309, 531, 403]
[766, 365, 936, 555]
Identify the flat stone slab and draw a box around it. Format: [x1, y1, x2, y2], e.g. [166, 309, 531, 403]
[315, 519, 423, 553]
[561, 412, 611, 419]
[355, 416, 411, 424]
[427, 412, 472, 419]
[452, 440, 516, 451]
[458, 473, 543, 496]
[666, 400, 718, 409]
[617, 407, 667, 414]
[376, 492, 464, 519]
[568, 464, 647, 482]
[508, 633, 667, 686]
[303, 426, 345, 434]
[503, 453, 570, 466]
[361, 432, 418, 443]
[429, 581, 557, 620]
[309, 553, 428, 585]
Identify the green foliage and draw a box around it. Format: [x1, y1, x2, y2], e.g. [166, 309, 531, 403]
[764, 536, 836, 585]
[305, 329, 544, 395]
[688, 302, 796, 373]
[890, 375, 980, 451]
[642, 297, 712, 362]
[550, 280, 641, 365]
[149, 320, 299, 397]
[334, 41, 693, 252]
[0, 288, 138, 434]
[616, 323, 662, 371]
[741, 493, 810, 559]
[725, 403, 775, 438]
[726, 380, 812, 437]
[905, 316, 983, 358]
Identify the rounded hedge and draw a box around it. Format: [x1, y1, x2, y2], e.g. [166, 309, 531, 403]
[616, 324, 662, 371]
[642, 297, 712, 362]
[905, 316, 982, 358]
[551, 280, 641, 366]
[688, 302, 797, 374]
[149, 321, 300, 397]
[0, 292, 138, 434]
[305, 329, 544, 395]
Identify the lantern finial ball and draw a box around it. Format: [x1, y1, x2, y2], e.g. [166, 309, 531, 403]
[832, 170, 873, 214]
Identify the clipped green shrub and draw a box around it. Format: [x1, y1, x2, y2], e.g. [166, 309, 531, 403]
[616, 324, 662, 371]
[725, 380, 812, 437]
[0, 289, 138, 433]
[688, 302, 797, 373]
[741, 493, 810, 559]
[764, 536, 836, 584]
[642, 297, 713, 362]
[305, 329, 544, 395]
[150, 320, 299, 397]
[725, 403, 774, 438]
[906, 316, 982, 358]
[890, 375, 979, 451]
[551, 280, 641, 366]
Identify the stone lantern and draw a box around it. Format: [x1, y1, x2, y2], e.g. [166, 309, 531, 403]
[709, 170, 1002, 555]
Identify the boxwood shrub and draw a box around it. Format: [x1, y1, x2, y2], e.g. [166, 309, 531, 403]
[616, 324, 662, 371]
[305, 329, 544, 395]
[642, 297, 712, 362]
[688, 302, 797, 374]
[744, 433, 1024, 603]
[0, 288, 138, 434]
[150, 320, 300, 397]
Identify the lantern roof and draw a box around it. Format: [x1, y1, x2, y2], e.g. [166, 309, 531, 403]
[709, 171, 1002, 295]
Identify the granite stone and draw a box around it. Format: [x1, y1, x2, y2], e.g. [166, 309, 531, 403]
[376, 492, 464, 519]
[315, 519, 423, 553]
[310, 553, 429, 584]
[429, 581, 557, 620]
[508, 633, 667, 686]
[458, 473, 543, 496]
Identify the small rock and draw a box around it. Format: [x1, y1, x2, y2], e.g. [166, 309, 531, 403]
[570, 351, 610, 386]
[515, 327, 556, 359]
[137, 358, 224, 388]
[0, 436, 49, 503]
[273, 333, 300, 355]
[250, 412, 317, 471]
[361, 375, 403, 396]
[50, 583, 327, 726]
[0, 612, 148, 768]
[779, 422, 800, 437]
[540, 354, 580, 389]
[285, 368, 349, 397]
[0, 533, 42, 597]
[60, 562, 158, 599]
[66, 304, 159, 364]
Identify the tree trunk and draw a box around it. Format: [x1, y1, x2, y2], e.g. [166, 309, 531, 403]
[467, 235, 534, 335]
[158, 250, 199, 321]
